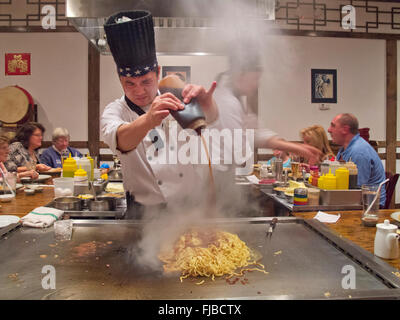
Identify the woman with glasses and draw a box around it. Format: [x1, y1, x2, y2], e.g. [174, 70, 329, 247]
[4, 122, 50, 178]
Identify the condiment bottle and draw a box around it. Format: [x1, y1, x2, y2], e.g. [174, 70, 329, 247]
[329, 160, 340, 175]
[74, 166, 88, 185]
[62, 153, 77, 178]
[307, 188, 320, 206]
[335, 167, 349, 190]
[86, 154, 94, 181]
[345, 161, 358, 189]
[324, 169, 337, 190]
[78, 155, 92, 182]
[310, 166, 319, 187]
[159, 75, 206, 134]
[318, 174, 325, 189]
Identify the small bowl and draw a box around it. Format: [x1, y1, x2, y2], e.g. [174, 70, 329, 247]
[24, 189, 35, 196]
[0, 194, 15, 202]
[26, 185, 43, 193]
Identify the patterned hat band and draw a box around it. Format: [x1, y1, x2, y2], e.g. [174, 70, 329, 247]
[117, 61, 158, 77]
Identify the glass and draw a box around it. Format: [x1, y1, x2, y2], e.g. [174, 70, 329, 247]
[53, 177, 74, 197]
[5, 172, 17, 191]
[361, 184, 380, 227]
[54, 219, 73, 241]
[291, 161, 300, 180]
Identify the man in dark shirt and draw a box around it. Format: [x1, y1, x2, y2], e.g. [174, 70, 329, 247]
[40, 127, 82, 168]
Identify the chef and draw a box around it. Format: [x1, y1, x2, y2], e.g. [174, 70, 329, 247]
[101, 11, 218, 216]
[210, 39, 321, 174]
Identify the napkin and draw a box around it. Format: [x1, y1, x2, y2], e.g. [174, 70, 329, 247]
[313, 211, 341, 224]
[21, 206, 64, 228]
[245, 175, 260, 184]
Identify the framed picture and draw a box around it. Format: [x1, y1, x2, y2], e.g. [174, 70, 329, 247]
[162, 66, 191, 83]
[311, 69, 337, 103]
[5, 53, 31, 76]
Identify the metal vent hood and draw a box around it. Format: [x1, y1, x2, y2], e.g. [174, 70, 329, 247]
[66, 0, 276, 55]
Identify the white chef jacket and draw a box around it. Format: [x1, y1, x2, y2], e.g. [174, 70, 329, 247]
[101, 96, 207, 206]
[209, 74, 278, 172]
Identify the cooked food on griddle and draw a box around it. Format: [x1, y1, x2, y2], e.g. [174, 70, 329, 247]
[105, 183, 124, 193]
[158, 228, 268, 283]
[77, 194, 94, 199]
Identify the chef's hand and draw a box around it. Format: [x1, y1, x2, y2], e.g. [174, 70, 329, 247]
[145, 92, 184, 128]
[181, 82, 218, 123]
[298, 144, 322, 166]
[36, 164, 51, 172]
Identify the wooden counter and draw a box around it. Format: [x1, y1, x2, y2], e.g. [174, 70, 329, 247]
[0, 187, 55, 218]
[293, 210, 400, 270]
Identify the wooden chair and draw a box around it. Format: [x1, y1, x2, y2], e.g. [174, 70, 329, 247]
[384, 172, 399, 209]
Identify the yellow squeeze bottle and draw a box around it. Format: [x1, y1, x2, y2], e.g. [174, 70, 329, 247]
[86, 154, 94, 181]
[335, 167, 349, 190]
[62, 153, 77, 178]
[324, 169, 337, 190]
[318, 174, 325, 189]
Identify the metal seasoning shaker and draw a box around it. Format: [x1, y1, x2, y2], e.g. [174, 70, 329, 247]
[274, 158, 283, 181]
[158, 75, 206, 134]
[320, 160, 330, 175]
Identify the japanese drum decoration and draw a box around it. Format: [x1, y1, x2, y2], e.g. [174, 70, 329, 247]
[0, 85, 34, 125]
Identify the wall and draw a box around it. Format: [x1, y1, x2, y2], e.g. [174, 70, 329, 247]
[0, 33, 88, 142]
[259, 35, 386, 141]
[1, 32, 395, 199]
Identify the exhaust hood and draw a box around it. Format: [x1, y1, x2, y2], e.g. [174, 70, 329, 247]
[66, 0, 276, 55]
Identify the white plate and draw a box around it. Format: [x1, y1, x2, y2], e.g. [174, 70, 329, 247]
[0, 215, 20, 228]
[390, 211, 400, 227]
[20, 174, 52, 183]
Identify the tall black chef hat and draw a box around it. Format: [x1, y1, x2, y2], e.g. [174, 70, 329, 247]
[104, 10, 158, 77]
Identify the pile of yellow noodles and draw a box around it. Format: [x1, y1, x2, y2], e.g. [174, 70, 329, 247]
[158, 229, 268, 282]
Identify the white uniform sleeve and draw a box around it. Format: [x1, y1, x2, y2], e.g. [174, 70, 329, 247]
[100, 101, 130, 155]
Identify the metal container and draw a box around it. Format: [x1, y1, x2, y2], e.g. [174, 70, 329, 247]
[96, 196, 117, 210]
[54, 196, 82, 211]
[74, 179, 106, 196]
[108, 169, 123, 182]
[320, 189, 362, 206]
[274, 158, 283, 181]
[88, 197, 117, 211]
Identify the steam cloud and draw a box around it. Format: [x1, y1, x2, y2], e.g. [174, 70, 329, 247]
[132, 1, 286, 273]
